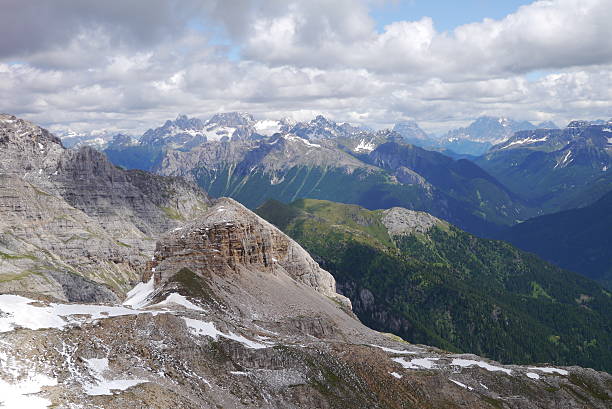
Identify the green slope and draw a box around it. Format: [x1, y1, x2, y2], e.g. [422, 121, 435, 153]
[257, 199, 612, 372]
[499, 190, 612, 289]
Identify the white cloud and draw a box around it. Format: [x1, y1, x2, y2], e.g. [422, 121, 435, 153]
[0, 0, 610, 135]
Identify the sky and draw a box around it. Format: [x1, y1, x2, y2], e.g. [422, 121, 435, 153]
[1, 0, 611, 136]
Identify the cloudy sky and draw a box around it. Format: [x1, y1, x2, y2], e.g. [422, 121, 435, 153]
[1, 0, 611, 135]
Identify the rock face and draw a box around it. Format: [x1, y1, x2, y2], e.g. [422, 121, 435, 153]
[0, 197, 610, 408]
[150, 198, 350, 309]
[0, 114, 211, 301]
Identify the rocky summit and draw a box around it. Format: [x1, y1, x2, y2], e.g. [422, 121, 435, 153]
[1, 197, 611, 408]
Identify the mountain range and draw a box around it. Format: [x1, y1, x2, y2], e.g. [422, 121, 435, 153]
[0, 113, 611, 407]
[103, 113, 538, 237]
[476, 120, 612, 213]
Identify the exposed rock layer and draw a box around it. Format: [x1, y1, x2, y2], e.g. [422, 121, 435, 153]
[0, 114, 211, 301]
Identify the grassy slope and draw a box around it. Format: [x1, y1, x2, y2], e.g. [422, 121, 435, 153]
[257, 199, 612, 372]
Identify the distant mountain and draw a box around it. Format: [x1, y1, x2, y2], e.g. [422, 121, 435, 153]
[392, 120, 429, 141]
[138, 113, 297, 151]
[104, 113, 538, 236]
[290, 114, 365, 140]
[476, 120, 612, 213]
[57, 129, 120, 149]
[257, 198, 612, 372]
[435, 116, 537, 156]
[538, 120, 559, 129]
[499, 190, 612, 289]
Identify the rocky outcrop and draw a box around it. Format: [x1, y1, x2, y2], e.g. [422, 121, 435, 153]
[150, 198, 351, 310]
[382, 207, 446, 236]
[0, 114, 211, 301]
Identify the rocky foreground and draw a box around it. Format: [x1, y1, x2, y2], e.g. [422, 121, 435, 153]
[0, 198, 610, 409]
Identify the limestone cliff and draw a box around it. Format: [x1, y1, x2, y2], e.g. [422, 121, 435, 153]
[0, 114, 211, 301]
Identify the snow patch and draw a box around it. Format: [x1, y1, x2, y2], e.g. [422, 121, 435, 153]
[500, 136, 548, 149]
[526, 372, 540, 380]
[150, 293, 204, 311]
[183, 318, 270, 349]
[0, 373, 57, 408]
[527, 367, 568, 375]
[554, 150, 573, 169]
[283, 134, 321, 148]
[451, 359, 512, 375]
[83, 357, 147, 396]
[392, 357, 438, 369]
[0, 294, 149, 332]
[354, 139, 376, 153]
[450, 379, 473, 390]
[370, 344, 417, 355]
[122, 277, 155, 309]
[389, 372, 402, 379]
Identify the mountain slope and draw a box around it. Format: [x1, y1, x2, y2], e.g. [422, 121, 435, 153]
[434, 116, 537, 156]
[499, 190, 612, 289]
[0, 114, 211, 301]
[257, 198, 612, 372]
[476, 121, 612, 213]
[1, 197, 609, 408]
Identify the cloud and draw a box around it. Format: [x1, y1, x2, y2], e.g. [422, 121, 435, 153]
[0, 0, 610, 136]
[241, 0, 612, 78]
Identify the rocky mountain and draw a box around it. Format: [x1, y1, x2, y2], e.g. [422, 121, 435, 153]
[392, 120, 429, 142]
[139, 113, 297, 150]
[538, 120, 559, 129]
[499, 190, 612, 289]
[1, 197, 610, 408]
[56, 129, 119, 149]
[0, 114, 211, 302]
[434, 116, 538, 156]
[476, 120, 612, 213]
[146, 132, 535, 236]
[257, 198, 612, 373]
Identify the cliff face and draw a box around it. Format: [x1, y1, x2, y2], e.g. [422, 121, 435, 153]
[0, 114, 211, 301]
[150, 198, 350, 310]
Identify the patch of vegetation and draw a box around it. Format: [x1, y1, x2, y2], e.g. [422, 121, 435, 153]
[530, 281, 554, 300]
[159, 206, 184, 221]
[0, 251, 38, 261]
[168, 267, 214, 301]
[0, 270, 42, 283]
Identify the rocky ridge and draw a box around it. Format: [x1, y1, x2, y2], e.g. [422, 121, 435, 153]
[0, 114, 211, 301]
[0, 198, 610, 408]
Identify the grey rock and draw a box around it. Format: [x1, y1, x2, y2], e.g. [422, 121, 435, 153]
[0, 114, 211, 301]
[382, 206, 446, 236]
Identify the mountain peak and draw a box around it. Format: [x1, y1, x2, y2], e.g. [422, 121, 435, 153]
[152, 197, 350, 307]
[393, 120, 428, 140]
[207, 111, 254, 127]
